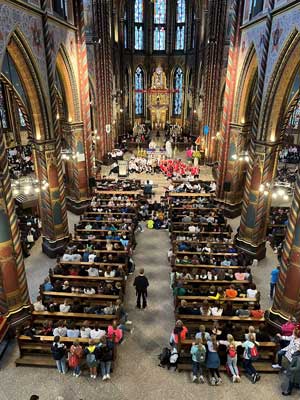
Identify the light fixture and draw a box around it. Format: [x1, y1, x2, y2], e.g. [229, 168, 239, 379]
[231, 150, 249, 162]
[11, 176, 49, 198]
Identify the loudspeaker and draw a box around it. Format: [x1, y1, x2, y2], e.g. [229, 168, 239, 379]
[224, 182, 231, 192]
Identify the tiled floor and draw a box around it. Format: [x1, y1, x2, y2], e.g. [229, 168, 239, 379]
[0, 168, 295, 400]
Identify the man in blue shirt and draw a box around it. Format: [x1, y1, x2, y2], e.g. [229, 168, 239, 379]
[270, 266, 280, 299]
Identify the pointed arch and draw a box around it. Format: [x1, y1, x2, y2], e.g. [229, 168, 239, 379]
[261, 29, 300, 141]
[55, 44, 80, 122]
[233, 44, 258, 124]
[3, 28, 51, 140]
[173, 65, 184, 116]
[134, 65, 144, 115]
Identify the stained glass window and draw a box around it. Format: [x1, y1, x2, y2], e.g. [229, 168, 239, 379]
[176, 0, 185, 23]
[154, 27, 166, 51]
[288, 100, 300, 129]
[124, 10, 128, 49]
[134, 0, 144, 50]
[135, 26, 144, 50]
[135, 67, 144, 115]
[176, 26, 185, 50]
[175, 0, 185, 50]
[154, 0, 166, 24]
[18, 107, 26, 128]
[153, 0, 166, 51]
[173, 67, 183, 115]
[134, 0, 143, 23]
[0, 83, 8, 129]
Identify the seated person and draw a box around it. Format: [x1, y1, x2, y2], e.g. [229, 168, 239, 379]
[250, 303, 264, 319]
[200, 300, 212, 316]
[247, 283, 258, 299]
[224, 268, 234, 281]
[43, 277, 54, 291]
[87, 264, 99, 277]
[211, 301, 223, 316]
[33, 295, 46, 311]
[234, 268, 246, 281]
[178, 299, 192, 314]
[61, 281, 71, 293]
[59, 299, 71, 313]
[235, 303, 250, 317]
[67, 322, 80, 338]
[53, 320, 67, 337]
[225, 284, 238, 298]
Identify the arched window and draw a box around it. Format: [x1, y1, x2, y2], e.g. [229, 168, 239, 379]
[175, 0, 185, 50]
[0, 83, 9, 129]
[124, 10, 128, 49]
[287, 67, 300, 130]
[134, 0, 144, 50]
[135, 67, 144, 115]
[153, 0, 166, 51]
[173, 67, 183, 115]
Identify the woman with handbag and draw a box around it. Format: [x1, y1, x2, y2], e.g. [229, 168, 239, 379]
[68, 340, 83, 377]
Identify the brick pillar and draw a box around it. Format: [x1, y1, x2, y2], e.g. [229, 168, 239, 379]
[64, 122, 91, 214]
[236, 141, 279, 259]
[33, 141, 69, 258]
[0, 129, 30, 322]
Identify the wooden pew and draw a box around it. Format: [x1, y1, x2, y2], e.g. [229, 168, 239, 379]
[16, 334, 118, 367]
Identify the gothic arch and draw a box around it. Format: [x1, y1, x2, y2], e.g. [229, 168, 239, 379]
[233, 44, 258, 124]
[261, 29, 300, 141]
[55, 45, 80, 122]
[2, 29, 50, 141]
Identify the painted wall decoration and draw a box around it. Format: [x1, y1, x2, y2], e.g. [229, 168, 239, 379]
[264, 7, 300, 91]
[0, 3, 48, 88]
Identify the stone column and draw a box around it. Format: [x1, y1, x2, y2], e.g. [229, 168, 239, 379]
[33, 140, 69, 258]
[202, 0, 227, 161]
[0, 130, 30, 322]
[216, 0, 244, 213]
[269, 173, 300, 324]
[74, 0, 93, 179]
[217, 122, 250, 217]
[236, 140, 279, 259]
[63, 122, 90, 214]
[93, 0, 114, 161]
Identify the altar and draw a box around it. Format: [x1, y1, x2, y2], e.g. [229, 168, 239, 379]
[148, 67, 169, 130]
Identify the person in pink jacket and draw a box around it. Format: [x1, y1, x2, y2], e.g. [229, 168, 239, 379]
[107, 320, 123, 344]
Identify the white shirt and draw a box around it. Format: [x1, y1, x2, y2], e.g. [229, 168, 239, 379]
[80, 328, 91, 338]
[247, 288, 258, 298]
[88, 254, 97, 263]
[62, 254, 72, 261]
[88, 267, 99, 277]
[90, 329, 106, 339]
[33, 301, 46, 311]
[59, 304, 70, 312]
[53, 327, 67, 337]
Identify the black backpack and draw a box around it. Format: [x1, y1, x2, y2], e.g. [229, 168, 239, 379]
[158, 347, 171, 366]
[51, 343, 65, 360]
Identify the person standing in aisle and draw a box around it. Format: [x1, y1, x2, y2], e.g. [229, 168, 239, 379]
[133, 268, 149, 309]
[270, 265, 280, 299]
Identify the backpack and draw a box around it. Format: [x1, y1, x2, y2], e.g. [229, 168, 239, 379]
[198, 347, 206, 363]
[68, 354, 79, 368]
[228, 345, 237, 358]
[158, 347, 171, 366]
[86, 351, 96, 365]
[169, 349, 179, 364]
[51, 343, 65, 360]
[248, 345, 259, 361]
